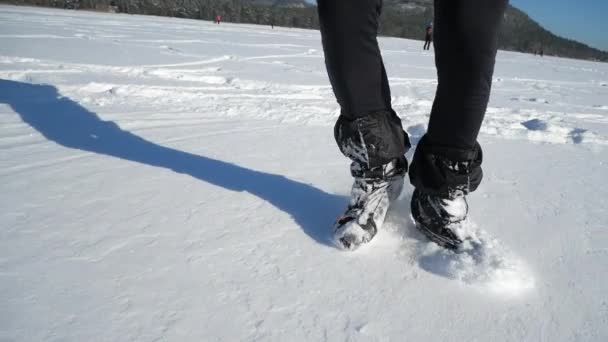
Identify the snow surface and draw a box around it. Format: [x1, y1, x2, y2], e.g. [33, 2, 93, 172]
[1, 5, 607, 341]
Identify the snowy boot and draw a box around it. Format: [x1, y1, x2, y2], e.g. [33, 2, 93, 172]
[410, 188, 468, 250]
[408, 136, 483, 250]
[332, 110, 410, 250]
[334, 157, 407, 250]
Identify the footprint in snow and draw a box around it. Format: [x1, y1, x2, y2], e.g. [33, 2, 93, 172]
[521, 118, 548, 131]
[568, 128, 588, 144]
[511, 97, 549, 104]
[160, 45, 180, 53]
[416, 222, 535, 295]
[521, 119, 589, 144]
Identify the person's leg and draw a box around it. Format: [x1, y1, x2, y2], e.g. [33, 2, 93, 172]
[318, 0, 391, 119]
[409, 0, 508, 249]
[318, 0, 409, 249]
[410, 0, 508, 198]
[318, 0, 409, 171]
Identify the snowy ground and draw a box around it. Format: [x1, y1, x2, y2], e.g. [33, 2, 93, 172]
[1, 5, 607, 342]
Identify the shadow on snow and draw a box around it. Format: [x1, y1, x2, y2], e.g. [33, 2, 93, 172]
[0, 79, 343, 247]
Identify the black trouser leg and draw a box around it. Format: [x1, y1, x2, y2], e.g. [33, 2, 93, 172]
[318, 0, 391, 118]
[426, 0, 508, 149]
[409, 0, 508, 197]
[318, 0, 409, 174]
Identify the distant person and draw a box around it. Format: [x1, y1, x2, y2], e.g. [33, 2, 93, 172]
[215, 15, 222, 24]
[539, 48, 544, 57]
[423, 22, 433, 50]
[317, 0, 508, 250]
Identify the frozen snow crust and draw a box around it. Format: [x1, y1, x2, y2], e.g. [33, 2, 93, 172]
[1, 5, 607, 342]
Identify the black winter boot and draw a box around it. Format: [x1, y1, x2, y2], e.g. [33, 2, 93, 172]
[332, 110, 410, 250]
[408, 137, 483, 250]
[410, 188, 469, 250]
[334, 157, 407, 250]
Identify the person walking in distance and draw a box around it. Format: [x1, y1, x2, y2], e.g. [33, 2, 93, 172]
[423, 22, 433, 50]
[317, 0, 508, 250]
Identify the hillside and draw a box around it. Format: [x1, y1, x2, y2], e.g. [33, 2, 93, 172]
[381, 0, 608, 62]
[498, 5, 608, 61]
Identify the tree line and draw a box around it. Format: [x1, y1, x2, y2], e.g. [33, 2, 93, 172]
[2, 0, 606, 62]
[1, 0, 319, 28]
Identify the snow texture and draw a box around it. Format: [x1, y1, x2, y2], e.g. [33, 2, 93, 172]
[1, 5, 607, 342]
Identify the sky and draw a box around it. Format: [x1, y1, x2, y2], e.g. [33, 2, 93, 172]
[510, 0, 608, 51]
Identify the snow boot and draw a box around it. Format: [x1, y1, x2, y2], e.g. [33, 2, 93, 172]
[409, 140, 482, 250]
[410, 188, 469, 250]
[334, 157, 407, 250]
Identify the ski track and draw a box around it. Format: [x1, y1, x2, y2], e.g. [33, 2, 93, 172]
[1, 53, 606, 145]
[2, 54, 606, 145]
[1, 5, 608, 342]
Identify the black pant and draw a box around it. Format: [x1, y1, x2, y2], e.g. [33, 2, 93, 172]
[424, 34, 432, 50]
[318, 0, 508, 197]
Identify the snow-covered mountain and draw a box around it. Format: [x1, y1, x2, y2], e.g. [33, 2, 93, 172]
[1, 5, 607, 341]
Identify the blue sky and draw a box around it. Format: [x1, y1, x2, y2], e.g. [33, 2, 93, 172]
[510, 0, 608, 51]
